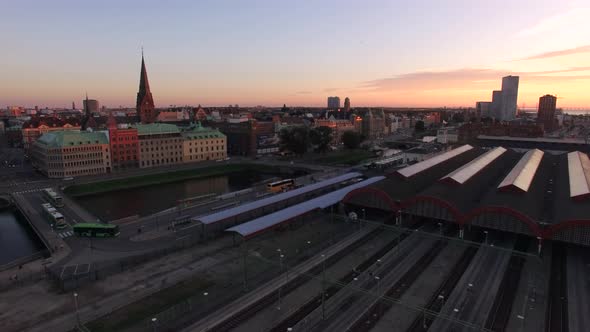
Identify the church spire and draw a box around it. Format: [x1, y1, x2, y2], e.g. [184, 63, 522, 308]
[136, 50, 156, 123]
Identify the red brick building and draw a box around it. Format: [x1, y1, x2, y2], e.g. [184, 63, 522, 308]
[108, 116, 139, 169]
[537, 94, 558, 133]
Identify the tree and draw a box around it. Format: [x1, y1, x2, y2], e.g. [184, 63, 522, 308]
[279, 126, 310, 155]
[452, 113, 465, 123]
[414, 120, 425, 132]
[342, 130, 361, 149]
[309, 126, 333, 153]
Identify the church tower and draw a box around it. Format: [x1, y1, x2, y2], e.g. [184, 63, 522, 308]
[136, 51, 157, 123]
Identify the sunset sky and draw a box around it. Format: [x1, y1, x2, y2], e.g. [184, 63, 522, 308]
[2, 0, 590, 109]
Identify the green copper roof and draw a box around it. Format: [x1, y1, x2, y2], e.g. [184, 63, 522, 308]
[36, 130, 108, 148]
[181, 123, 225, 140]
[133, 123, 180, 135]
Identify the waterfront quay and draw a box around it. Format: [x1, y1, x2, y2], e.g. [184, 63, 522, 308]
[0, 159, 338, 290]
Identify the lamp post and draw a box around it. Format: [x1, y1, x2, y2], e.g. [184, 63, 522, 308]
[277, 251, 284, 310]
[483, 230, 489, 245]
[73, 292, 80, 327]
[151, 317, 158, 332]
[321, 254, 326, 320]
[375, 276, 381, 316]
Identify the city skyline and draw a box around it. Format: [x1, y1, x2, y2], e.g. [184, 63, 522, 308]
[2, 0, 590, 108]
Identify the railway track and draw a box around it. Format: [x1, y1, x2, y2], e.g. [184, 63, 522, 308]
[268, 221, 424, 332]
[545, 242, 568, 332]
[205, 227, 386, 332]
[290, 224, 441, 332]
[484, 235, 531, 331]
[406, 231, 483, 332]
[348, 229, 457, 331]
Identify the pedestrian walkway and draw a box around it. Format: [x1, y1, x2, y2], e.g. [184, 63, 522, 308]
[58, 231, 74, 239]
[14, 188, 43, 194]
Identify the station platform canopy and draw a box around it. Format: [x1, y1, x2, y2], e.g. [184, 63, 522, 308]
[226, 176, 385, 238]
[193, 172, 362, 225]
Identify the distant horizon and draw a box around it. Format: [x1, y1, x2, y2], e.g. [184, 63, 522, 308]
[2, 0, 590, 109]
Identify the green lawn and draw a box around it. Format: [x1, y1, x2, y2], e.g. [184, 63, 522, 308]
[309, 149, 375, 166]
[64, 163, 278, 197]
[85, 277, 214, 332]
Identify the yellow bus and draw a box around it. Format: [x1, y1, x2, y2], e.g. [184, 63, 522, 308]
[266, 179, 295, 193]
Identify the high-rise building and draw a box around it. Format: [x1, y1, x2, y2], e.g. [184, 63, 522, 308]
[499, 75, 519, 121]
[137, 53, 157, 124]
[537, 94, 558, 132]
[327, 96, 340, 110]
[475, 101, 491, 119]
[490, 90, 502, 120]
[344, 97, 351, 111]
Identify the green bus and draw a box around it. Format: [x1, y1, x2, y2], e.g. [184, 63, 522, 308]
[73, 223, 120, 238]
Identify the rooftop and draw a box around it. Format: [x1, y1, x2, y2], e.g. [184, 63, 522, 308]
[133, 123, 180, 136]
[344, 146, 590, 244]
[36, 130, 108, 148]
[181, 123, 226, 140]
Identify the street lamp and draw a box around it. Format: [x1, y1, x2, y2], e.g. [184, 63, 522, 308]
[321, 254, 327, 320]
[374, 276, 381, 316]
[278, 253, 285, 310]
[73, 292, 80, 327]
[151, 317, 158, 332]
[438, 294, 445, 306]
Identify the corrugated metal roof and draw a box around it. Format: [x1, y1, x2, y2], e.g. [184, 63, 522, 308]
[193, 172, 362, 224]
[567, 151, 590, 199]
[441, 147, 507, 185]
[226, 176, 385, 237]
[396, 145, 473, 178]
[498, 149, 544, 192]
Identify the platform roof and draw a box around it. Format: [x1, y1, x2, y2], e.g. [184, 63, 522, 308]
[567, 151, 590, 199]
[474, 152, 557, 224]
[420, 148, 520, 213]
[396, 144, 473, 178]
[373, 147, 484, 203]
[441, 147, 507, 185]
[226, 176, 385, 238]
[498, 149, 544, 193]
[193, 172, 362, 225]
[553, 152, 590, 223]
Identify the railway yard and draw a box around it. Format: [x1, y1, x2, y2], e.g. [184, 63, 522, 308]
[183, 218, 587, 332]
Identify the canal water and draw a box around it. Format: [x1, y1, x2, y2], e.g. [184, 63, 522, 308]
[75, 170, 304, 221]
[0, 209, 45, 266]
